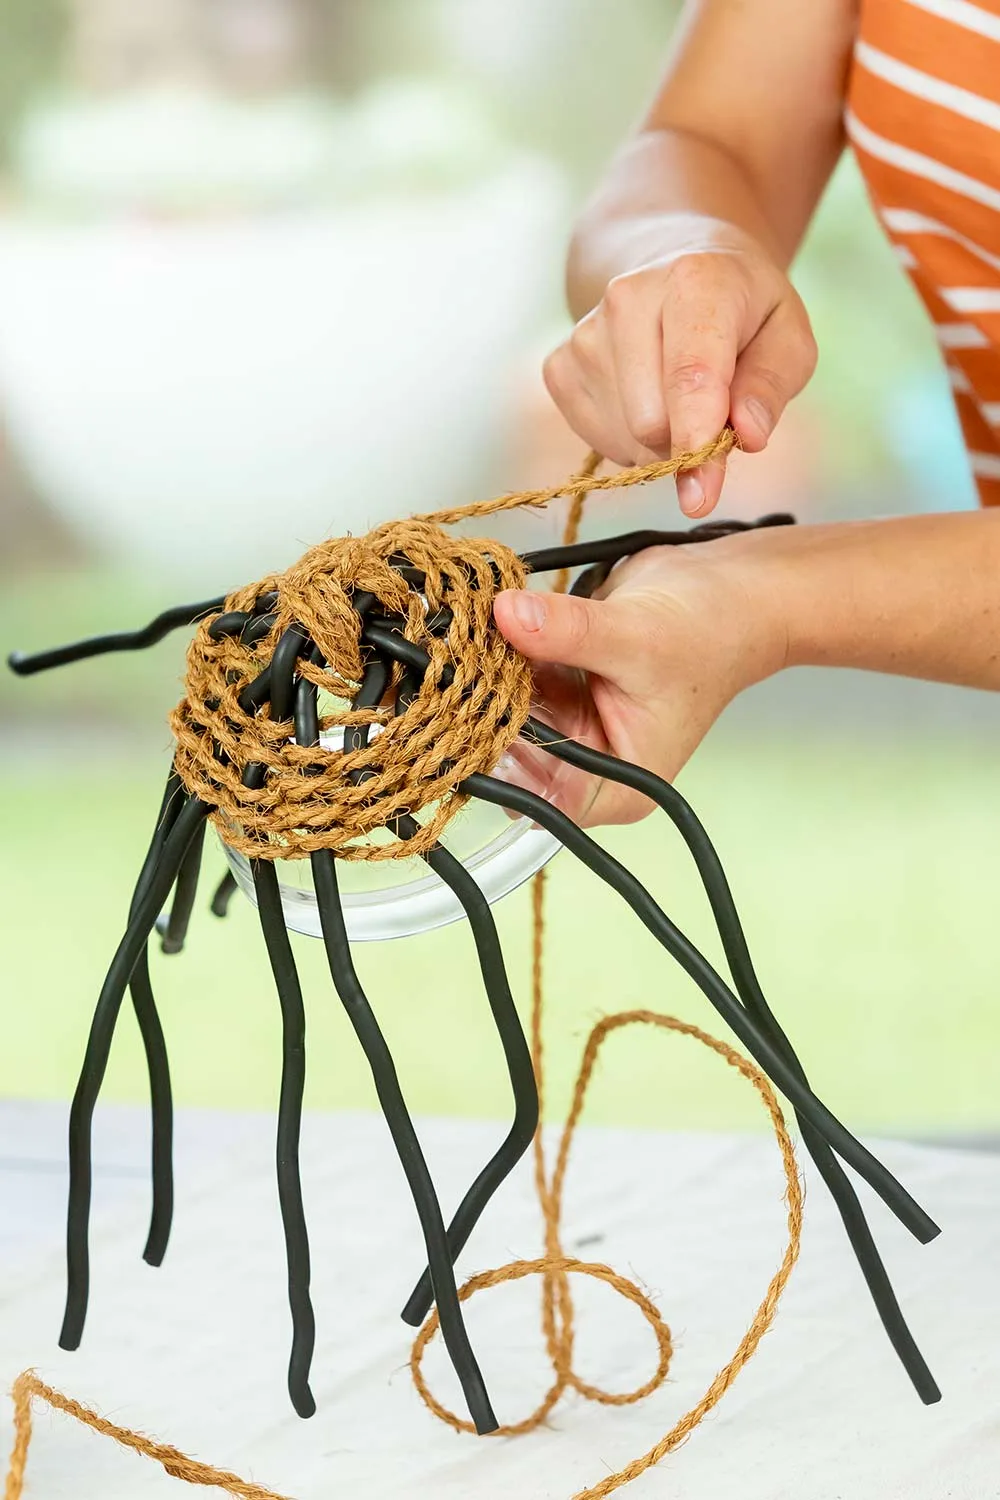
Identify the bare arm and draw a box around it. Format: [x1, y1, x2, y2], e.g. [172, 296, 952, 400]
[493, 509, 1000, 826]
[569, 0, 857, 310]
[545, 0, 858, 516]
[754, 510, 1000, 687]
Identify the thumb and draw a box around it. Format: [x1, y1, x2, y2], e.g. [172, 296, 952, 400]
[493, 588, 626, 675]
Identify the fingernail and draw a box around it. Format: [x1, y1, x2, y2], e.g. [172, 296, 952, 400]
[745, 397, 773, 439]
[506, 590, 547, 632]
[676, 472, 704, 516]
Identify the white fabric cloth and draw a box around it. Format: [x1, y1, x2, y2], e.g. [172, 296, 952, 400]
[1, 1101, 998, 1499]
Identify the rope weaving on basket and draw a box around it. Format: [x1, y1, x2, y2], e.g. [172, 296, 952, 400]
[5, 425, 942, 1498]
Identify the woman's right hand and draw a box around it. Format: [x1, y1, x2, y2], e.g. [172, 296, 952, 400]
[542, 215, 818, 518]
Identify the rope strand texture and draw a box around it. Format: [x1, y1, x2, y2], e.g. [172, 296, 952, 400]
[167, 429, 734, 861]
[4, 1372, 292, 1500]
[419, 429, 735, 527]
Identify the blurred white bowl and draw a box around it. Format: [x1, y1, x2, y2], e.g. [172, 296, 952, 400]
[0, 163, 566, 587]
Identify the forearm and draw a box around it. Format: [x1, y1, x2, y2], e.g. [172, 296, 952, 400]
[737, 511, 1000, 691]
[567, 131, 787, 317]
[566, 0, 855, 319]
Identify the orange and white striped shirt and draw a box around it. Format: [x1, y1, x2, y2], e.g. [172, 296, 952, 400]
[847, 0, 1000, 504]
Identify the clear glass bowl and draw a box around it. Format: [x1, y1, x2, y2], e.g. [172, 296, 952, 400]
[219, 737, 560, 942]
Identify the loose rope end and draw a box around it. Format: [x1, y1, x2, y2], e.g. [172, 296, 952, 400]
[4, 1371, 294, 1500]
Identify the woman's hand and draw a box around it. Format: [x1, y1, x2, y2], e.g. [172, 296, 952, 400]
[493, 535, 785, 826]
[495, 508, 1000, 828]
[543, 216, 817, 519]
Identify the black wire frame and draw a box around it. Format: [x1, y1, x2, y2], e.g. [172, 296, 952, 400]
[6, 515, 942, 1427]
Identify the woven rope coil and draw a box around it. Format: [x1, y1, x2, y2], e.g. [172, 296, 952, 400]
[169, 520, 532, 861]
[169, 430, 734, 863]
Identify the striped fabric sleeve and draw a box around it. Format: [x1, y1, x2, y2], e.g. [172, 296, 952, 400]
[848, 0, 1000, 504]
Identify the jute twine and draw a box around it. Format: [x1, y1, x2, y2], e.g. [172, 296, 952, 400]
[169, 520, 533, 862]
[3, 426, 803, 1500]
[3, 1374, 293, 1500]
[167, 429, 735, 862]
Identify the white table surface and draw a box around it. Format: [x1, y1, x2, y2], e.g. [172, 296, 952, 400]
[1, 1101, 998, 1499]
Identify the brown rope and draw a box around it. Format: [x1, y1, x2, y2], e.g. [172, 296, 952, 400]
[169, 429, 734, 862]
[169, 520, 533, 862]
[418, 428, 735, 527]
[4, 1371, 292, 1500]
[4, 426, 799, 1500]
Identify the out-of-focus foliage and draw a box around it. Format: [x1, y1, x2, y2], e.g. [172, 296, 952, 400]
[0, 0, 67, 169]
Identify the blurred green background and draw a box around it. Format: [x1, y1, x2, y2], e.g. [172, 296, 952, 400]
[1, 0, 996, 1138]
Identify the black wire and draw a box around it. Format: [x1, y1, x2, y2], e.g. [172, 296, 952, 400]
[363, 623, 444, 681]
[207, 610, 251, 640]
[464, 772, 940, 1248]
[158, 819, 207, 955]
[522, 717, 942, 1403]
[210, 869, 239, 918]
[520, 515, 795, 578]
[128, 952, 174, 1269]
[241, 611, 278, 647]
[60, 795, 211, 1351]
[363, 668, 538, 1325]
[269, 623, 312, 721]
[27, 533, 937, 1405]
[5, 520, 797, 680]
[310, 845, 498, 1434]
[346, 658, 390, 749]
[126, 764, 187, 1268]
[7, 597, 227, 676]
[238, 663, 273, 714]
[226, 655, 320, 1419]
[251, 858, 317, 1420]
[294, 667, 496, 1434]
[396, 814, 539, 1327]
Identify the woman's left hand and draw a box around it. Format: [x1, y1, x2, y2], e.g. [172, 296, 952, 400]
[492, 536, 784, 826]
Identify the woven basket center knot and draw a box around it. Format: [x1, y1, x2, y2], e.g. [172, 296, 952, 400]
[168, 520, 533, 860]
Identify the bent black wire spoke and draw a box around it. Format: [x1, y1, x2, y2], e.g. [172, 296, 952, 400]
[269, 624, 312, 721]
[342, 661, 537, 1322]
[520, 513, 795, 578]
[129, 953, 174, 1269]
[7, 597, 227, 676]
[125, 763, 186, 1266]
[394, 813, 539, 1328]
[522, 718, 942, 1403]
[61, 795, 211, 1352]
[210, 869, 239, 919]
[375, 677, 537, 1325]
[294, 670, 497, 1433]
[159, 819, 207, 955]
[7, 516, 792, 681]
[465, 772, 939, 1247]
[310, 846, 498, 1435]
[251, 858, 317, 1420]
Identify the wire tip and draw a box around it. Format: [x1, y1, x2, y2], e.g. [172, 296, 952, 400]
[291, 1387, 316, 1420]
